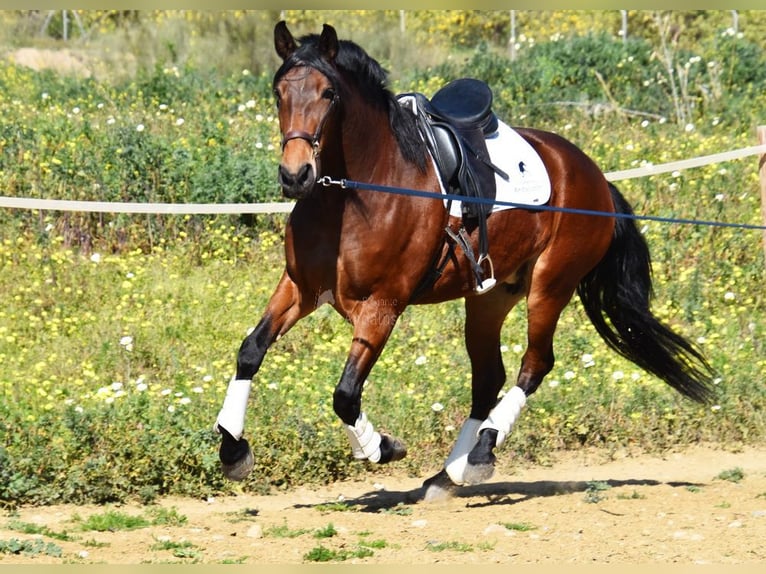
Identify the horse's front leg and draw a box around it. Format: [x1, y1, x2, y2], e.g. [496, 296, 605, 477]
[333, 298, 407, 464]
[215, 272, 310, 481]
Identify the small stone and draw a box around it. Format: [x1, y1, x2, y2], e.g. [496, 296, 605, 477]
[482, 524, 507, 535]
[246, 524, 263, 538]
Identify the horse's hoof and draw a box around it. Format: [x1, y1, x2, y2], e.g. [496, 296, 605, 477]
[420, 469, 459, 502]
[380, 433, 407, 463]
[220, 438, 254, 482]
[461, 462, 495, 485]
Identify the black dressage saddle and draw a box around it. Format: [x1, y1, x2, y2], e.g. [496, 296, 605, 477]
[398, 78, 508, 293]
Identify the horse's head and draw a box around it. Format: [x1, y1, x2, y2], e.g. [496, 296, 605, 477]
[272, 21, 340, 200]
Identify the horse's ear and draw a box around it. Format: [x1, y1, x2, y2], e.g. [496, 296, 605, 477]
[274, 20, 297, 61]
[318, 23, 338, 62]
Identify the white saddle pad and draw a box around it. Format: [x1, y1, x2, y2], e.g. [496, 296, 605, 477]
[447, 119, 552, 218]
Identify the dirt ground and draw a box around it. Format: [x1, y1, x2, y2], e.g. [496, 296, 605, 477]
[2, 444, 765, 564]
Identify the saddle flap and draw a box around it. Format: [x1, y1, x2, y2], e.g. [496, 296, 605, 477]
[430, 78, 498, 136]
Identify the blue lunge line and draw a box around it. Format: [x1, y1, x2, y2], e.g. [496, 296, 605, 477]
[320, 176, 766, 232]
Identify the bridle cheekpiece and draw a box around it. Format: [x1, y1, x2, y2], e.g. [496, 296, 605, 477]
[279, 87, 339, 158]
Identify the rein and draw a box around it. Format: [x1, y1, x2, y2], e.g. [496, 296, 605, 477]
[317, 176, 766, 231]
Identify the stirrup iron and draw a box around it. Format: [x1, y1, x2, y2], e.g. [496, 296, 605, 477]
[475, 254, 496, 294]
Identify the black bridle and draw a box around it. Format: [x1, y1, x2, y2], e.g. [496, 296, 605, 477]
[279, 90, 340, 158]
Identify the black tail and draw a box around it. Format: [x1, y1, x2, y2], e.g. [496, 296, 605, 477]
[576, 183, 715, 403]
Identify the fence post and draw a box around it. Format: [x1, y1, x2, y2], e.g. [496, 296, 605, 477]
[759, 125, 766, 269]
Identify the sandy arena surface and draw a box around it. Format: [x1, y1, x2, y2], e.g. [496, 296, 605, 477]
[1, 444, 765, 564]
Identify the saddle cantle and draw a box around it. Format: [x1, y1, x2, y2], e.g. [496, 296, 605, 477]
[430, 77, 499, 135]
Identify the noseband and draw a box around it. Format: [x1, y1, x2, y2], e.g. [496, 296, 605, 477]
[280, 89, 339, 157]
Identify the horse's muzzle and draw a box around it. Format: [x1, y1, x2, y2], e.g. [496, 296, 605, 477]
[278, 163, 316, 200]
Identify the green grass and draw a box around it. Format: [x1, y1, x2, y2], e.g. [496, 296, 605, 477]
[426, 540, 475, 552]
[72, 507, 187, 532]
[303, 544, 374, 562]
[616, 490, 647, 500]
[6, 520, 79, 541]
[264, 522, 311, 539]
[313, 523, 338, 539]
[314, 501, 361, 513]
[0, 538, 63, 557]
[378, 503, 413, 516]
[502, 521, 537, 532]
[715, 467, 745, 483]
[151, 539, 202, 560]
[73, 510, 152, 532]
[583, 481, 613, 503]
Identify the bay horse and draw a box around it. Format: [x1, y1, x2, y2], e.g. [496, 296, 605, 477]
[214, 22, 713, 499]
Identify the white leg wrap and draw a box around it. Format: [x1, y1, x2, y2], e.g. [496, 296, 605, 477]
[214, 378, 252, 440]
[344, 412, 382, 463]
[477, 385, 527, 448]
[444, 417, 482, 485]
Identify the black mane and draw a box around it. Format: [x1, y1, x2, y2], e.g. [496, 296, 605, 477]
[274, 33, 426, 171]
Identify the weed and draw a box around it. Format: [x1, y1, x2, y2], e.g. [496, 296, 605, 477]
[686, 485, 702, 493]
[72, 507, 187, 532]
[146, 507, 188, 527]
[715, 467, 745, 483]
[73, 510, 151, 532]
[171, 547, 202, 560]
[616, 490, 647, 500]
[225, 508, 260, 523]
[313, 523, 338, 539]
[6, 520, 79, 541]
[264, 522, 311, 538]
[303, 546, 336, 562]
[583, 481, 612, 503]
[0, 537, 63, 557]
[219, 556, 249, 564]
[314, 501, 360, 513]
[151, 539, 196, 552]
[378, 503, 413, 516]
[303, 544, 373, 562]
[359, 538, 388, 549]
[83, 538, 110, 548]
[426, 540, 474, 552]
[352, 546, 375, 559]
[502, 522, 537, 532]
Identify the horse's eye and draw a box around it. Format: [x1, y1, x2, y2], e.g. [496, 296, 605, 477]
[273, 90, 281, 109]
[322, 88, 336, 101]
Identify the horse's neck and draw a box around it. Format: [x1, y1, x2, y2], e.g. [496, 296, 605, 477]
[339, 103, 402, 185]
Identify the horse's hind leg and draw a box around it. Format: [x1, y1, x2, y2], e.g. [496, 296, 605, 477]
[464, 262, 588, 481]
[422, 282, 525, 499]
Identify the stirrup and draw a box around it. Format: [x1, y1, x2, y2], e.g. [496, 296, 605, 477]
[475, 254, 496, 294]
[445, 225, 497, 295]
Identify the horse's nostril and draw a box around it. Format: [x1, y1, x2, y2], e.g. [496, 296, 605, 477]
[278, 163, 315, 198]
[296, 163, 314, 187]
[278, 164, 294, 187]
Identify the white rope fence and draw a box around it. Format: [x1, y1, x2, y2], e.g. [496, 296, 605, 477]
[2, 143, 766, 215]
